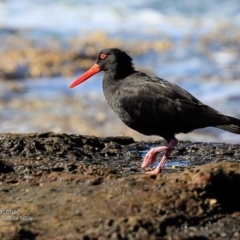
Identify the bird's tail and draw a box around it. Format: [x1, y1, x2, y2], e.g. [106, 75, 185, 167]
[216, 115, 240, 134]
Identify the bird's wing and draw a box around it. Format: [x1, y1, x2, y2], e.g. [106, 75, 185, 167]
[118, 73, 227, 130]
[144, 74, 201, 104]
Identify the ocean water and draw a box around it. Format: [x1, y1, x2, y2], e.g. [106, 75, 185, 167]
[1, 0, 240, 33]
[0, 0, 240, 142]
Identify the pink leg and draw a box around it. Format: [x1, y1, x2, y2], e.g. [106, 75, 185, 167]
[141, 138, 178, 175]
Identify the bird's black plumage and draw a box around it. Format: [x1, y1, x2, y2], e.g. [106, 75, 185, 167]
[98, 48, 240, 141]
[70, 48, 240, 174]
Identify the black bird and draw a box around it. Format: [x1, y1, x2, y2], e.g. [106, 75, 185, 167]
[70, 48, 240, 174]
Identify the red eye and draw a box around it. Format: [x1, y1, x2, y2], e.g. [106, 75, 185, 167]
[100, 53, 107, 59]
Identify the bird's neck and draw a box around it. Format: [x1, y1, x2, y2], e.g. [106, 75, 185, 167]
[102, 62, 135, 99]
[102, 69, 134, 97]
[106, 62, 135, 80]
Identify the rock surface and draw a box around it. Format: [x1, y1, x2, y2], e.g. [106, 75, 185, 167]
[0, 132, 240, 239]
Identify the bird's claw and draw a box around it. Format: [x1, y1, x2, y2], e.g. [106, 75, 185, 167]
[144, 168, 162, 175]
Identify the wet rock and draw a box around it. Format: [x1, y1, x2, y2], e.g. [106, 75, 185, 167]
[0, 161, 14, 173]
[0, 132, 240, 239]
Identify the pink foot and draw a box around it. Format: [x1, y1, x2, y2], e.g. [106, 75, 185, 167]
[141, 138, 178, 174]
[144, 154, 168, 175]
[145, 168, 163, 175]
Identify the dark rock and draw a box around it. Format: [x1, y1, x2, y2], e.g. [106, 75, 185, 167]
[0, 132, 240, 239]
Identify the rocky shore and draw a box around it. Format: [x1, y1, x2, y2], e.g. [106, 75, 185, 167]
[0, 132, 240, 239]
[0, 29, 171, 80]
[1, 24, 240, 82]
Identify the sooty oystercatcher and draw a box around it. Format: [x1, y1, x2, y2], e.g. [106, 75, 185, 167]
[70, 48, 240, 174]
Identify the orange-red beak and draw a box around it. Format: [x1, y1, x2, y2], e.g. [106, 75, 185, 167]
[69, 63, 101, 89]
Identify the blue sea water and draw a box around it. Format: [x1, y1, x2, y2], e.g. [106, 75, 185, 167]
[0, 0, 240, 142]
[1, 0, 240, 33]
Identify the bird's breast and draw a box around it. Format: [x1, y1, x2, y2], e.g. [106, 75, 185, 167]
[103, 78, 134, 123]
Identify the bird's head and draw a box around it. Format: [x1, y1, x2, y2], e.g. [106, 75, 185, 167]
[69, 48, 134, 89]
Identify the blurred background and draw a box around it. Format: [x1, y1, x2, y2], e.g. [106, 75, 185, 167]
[0, 0, 240, 143]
